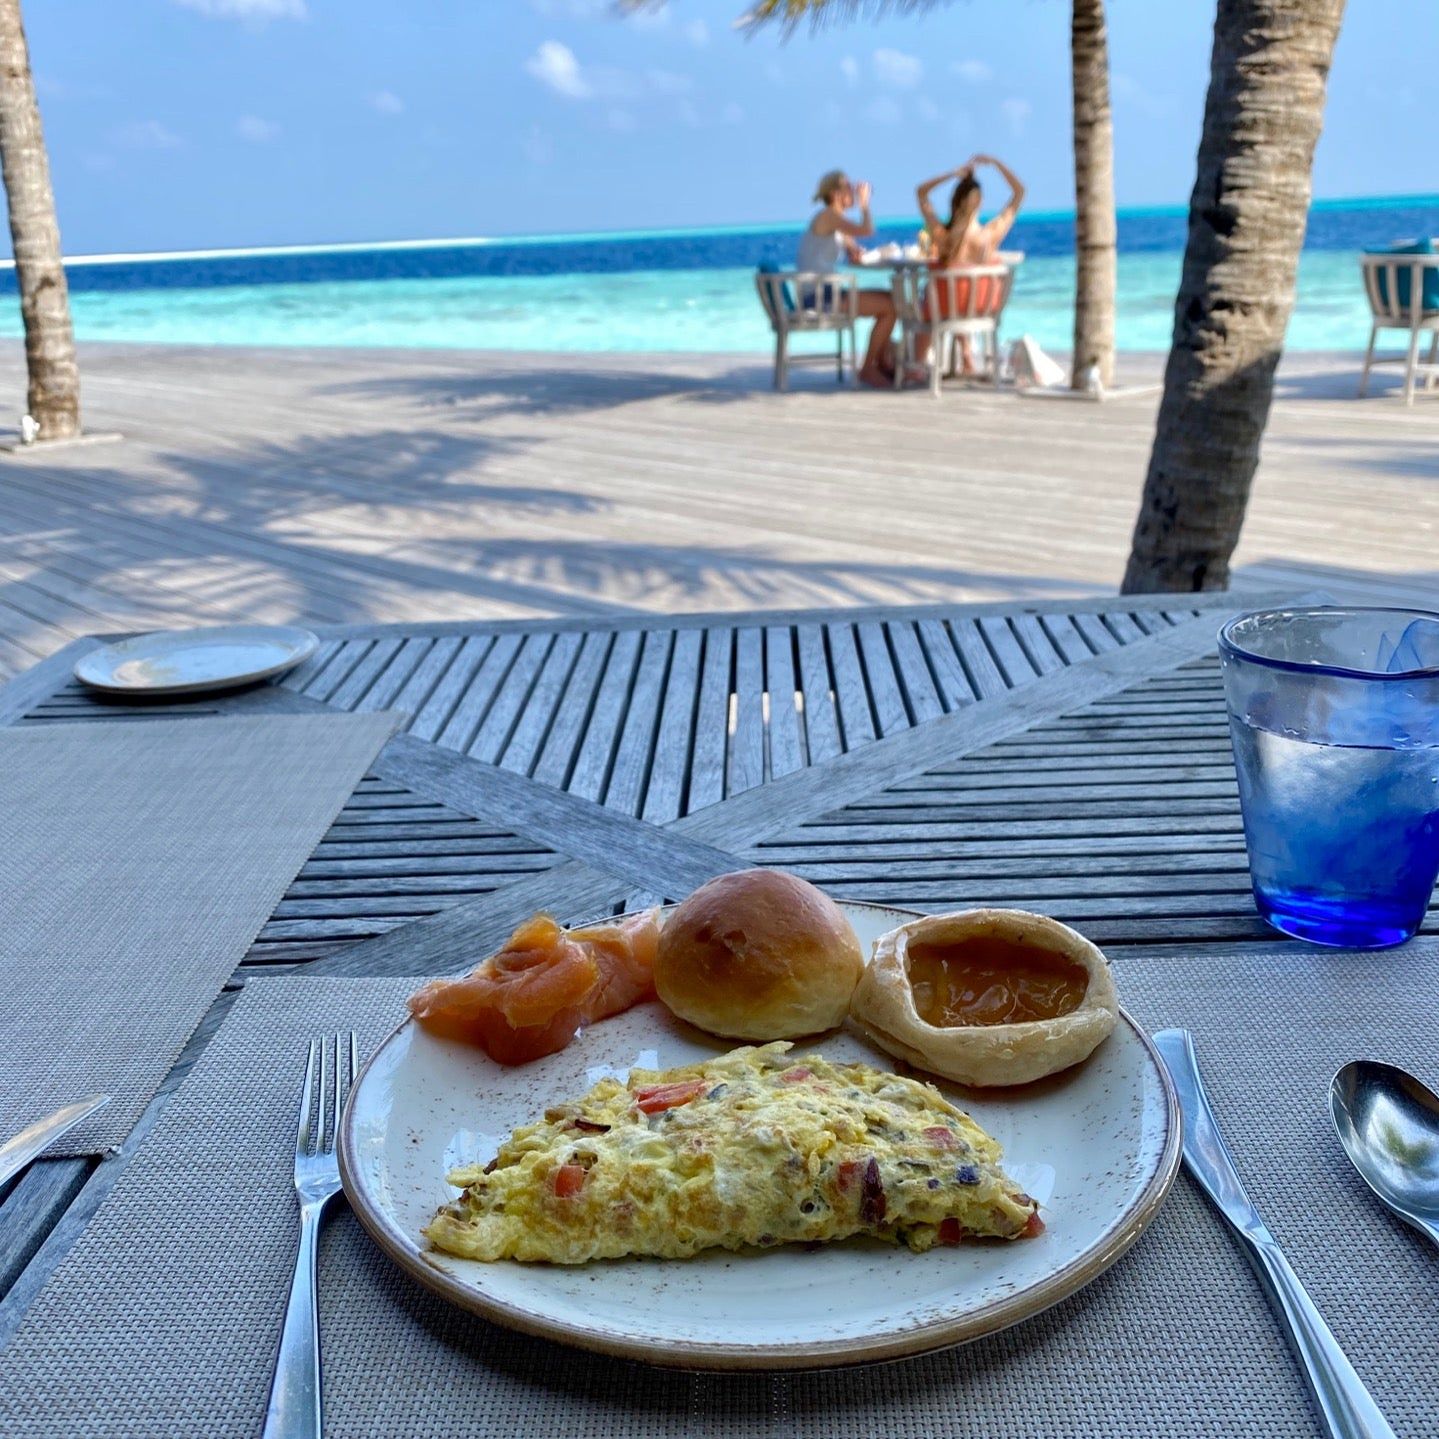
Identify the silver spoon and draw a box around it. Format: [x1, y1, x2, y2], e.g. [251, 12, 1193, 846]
[1330, 1060, 1439, 1249]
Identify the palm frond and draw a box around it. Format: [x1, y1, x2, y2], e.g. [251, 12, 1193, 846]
[617, 1, 950, 37]
[740, 0, 947, 33]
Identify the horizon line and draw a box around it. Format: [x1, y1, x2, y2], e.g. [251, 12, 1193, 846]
[7, 189, 1436, 271]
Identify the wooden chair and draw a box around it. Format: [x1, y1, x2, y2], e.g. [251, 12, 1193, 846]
[1359, 249, 1439, 404]
[891, 259, 1017, 397]
[754, 270, 857, 392]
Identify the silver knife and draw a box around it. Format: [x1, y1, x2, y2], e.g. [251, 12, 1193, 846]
[0, 1096, 111, 1188]
[1153, 1030, 1396, 1439]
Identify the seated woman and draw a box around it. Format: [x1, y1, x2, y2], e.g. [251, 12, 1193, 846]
[798, 170, 897, 389]
[912, 154, 1025, 376]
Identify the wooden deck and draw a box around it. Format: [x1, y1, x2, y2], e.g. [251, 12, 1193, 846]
[0, 341, 1433, 679]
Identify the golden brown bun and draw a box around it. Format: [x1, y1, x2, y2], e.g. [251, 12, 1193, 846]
[655, 870, 864, 1040]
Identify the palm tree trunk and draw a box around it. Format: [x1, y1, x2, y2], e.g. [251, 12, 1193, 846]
[1070, 0, 1116, 390]
[1121, 0, 1344, 592]
[0, 0, 79, 441]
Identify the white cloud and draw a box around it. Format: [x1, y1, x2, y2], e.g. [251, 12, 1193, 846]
[721, 101, 745, 125]
[369, 90, 405, 116]
[839, 55, 859, 87]
[950, 59, 992, 84]
[112, 119, 183, 149]
[522, 126, 554, 165]
[525, 41, 591, 99]
[865, 96, 903, 127]
[915, 96, 941, 123]
[171, 0, 306, 19]
[606, 107, 637, 133]
[684, 18, 709, 46]
[1001, 96, 1032, 135]
[873, 48, 922, 90]
[646, 68, 692, 96]
[235, 114, 281, 142]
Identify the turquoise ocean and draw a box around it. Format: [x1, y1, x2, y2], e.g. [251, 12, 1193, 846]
[1, 195, 1434, 353]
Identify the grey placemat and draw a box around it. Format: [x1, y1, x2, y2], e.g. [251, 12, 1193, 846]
[0, 714, 394, 1155]
[2, 951, 1435, 1438]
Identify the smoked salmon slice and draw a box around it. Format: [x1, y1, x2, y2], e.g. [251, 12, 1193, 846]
[407, 909, 661, 1065]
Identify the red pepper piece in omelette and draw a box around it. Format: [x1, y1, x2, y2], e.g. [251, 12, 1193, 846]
[633, 1079, 706, 1114]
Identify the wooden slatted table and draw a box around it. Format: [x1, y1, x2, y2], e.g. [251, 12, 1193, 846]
[0, 590, 1318, 1340]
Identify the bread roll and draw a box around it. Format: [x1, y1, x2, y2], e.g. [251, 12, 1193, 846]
[655, 870, 864, 1040]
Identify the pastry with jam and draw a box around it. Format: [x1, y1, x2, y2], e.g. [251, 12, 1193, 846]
[850, 909, 1118, 1087]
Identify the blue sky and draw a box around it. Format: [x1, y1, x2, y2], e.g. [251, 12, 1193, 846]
[18, 0, 1437, 255]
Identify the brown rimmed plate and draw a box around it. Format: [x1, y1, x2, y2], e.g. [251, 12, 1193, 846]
[339, 901, 1179, 1370]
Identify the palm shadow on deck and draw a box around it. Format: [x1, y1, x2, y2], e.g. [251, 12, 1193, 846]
[1233, 557, 1439, 606]
[7, 347, 1436, 679]
[318, 358, 858, 417]
[0, 397, 1090, 673]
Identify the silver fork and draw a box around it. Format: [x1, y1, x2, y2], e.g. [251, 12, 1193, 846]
[262, 1034, 357, 1439]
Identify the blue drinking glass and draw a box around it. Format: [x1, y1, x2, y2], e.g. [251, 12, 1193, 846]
[1218, 606, 1439, 949]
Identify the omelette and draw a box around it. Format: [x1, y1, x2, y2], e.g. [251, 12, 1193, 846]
[425, 1042, 1042, 1264]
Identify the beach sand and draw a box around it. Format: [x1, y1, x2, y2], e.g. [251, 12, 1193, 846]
[0, 342, 1433, 678]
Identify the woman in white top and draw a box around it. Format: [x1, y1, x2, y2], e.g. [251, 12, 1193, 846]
[799, 170, 897, 388]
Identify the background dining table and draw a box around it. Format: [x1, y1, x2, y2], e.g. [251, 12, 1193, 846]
[1, 589, 1435, 1437]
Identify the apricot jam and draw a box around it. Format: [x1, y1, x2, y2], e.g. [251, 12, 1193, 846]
[905, 934, 1088, 1027]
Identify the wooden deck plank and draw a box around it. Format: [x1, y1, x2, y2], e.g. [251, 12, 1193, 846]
[605, 627, 671, 816]
[384, 634, 459, 721]
[531, 630, 612, 790]
[420, 638, 503, 754]
[354, 634, 433, 712]
[825, 622, 876, 749]
[764, 624, 806, 778]
[729, 626, 766, 796]
[407, 635, 494, 742]
[467, 631, 555, 763]
[687, 626, 732, 810]
[434, 632, 518, 752]
[795, 623, 843, 764]
[1010, 613, 1067, 675]
[640, 626, 702, 822]
[1072, 611, 1122, 654]
[498, 629, 581, 775]
[568, 629, 642, 802]
[885, 621, 945, 723]
[855, 621, 910, 736]
[325, 635, 405, 711]
[977, 615, 1039, 688]
[372, 732, 736, 891]
[949, 619, 1009, 699]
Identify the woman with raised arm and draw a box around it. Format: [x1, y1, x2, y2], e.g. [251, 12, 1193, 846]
[913, 154, 1026, 375]
[797, 170, 898, 388]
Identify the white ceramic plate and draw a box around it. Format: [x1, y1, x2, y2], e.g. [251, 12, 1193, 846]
[340, 902, 1180, 1370]
[74, 624, 320, 695]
